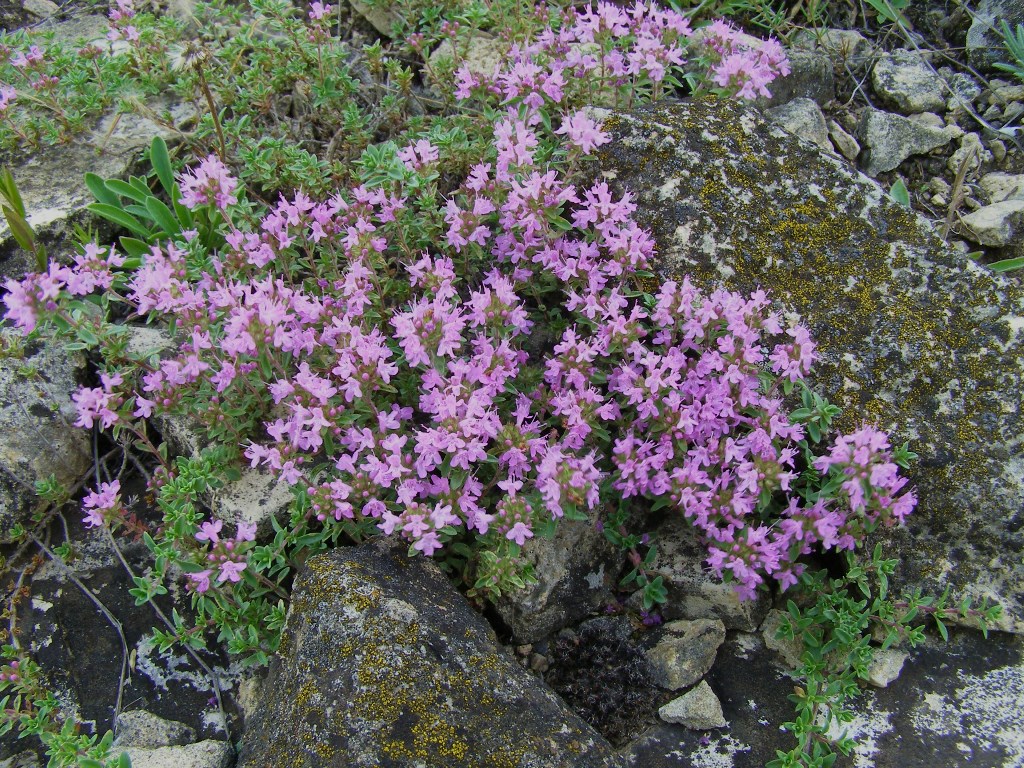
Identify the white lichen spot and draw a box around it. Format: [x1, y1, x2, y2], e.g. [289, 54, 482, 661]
[659, 177, 682, 201]
[820, 693, 893, 768]
[584, 563, 605, 590]
[681, 734, 752, 768]
[31, 597, 53, 612]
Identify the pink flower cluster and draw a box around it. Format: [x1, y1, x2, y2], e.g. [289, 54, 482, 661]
[178, 154, 239, 211]
[699, 19, 791, 100]
[82, 479, 122, 528]
[107, 0, 139, 42]
[186, 519, 257, 592]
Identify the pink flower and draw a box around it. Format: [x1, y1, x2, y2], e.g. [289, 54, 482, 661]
[82, 480, 120, 528]
[196, 519, 222, 543]
[217, 560, 247, 583]
[555, 111, 610, 154]
[186, 569, 212, 593]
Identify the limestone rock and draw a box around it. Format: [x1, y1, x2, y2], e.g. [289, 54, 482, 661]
[119, 741, 233, 768]
[765, 98, 830, 151]
[760, 609, 803, 670]
[493, 511, 619, 643]
[591, 100, 1024, 632]
[980, 172, 1024, 204]
[647, 517, 770, 631]
[0, 332, 90, 542]
[236, 542, 620, 767]
[866, 648, 909, 688]
[644, 619, 726, 691]
[114, 710, 196, 748]
[428, 35, 504, 81]
[960, 200, 1024, 246]
[947, 132, 989, 176]
[858, 108, 953, 175]
[657, 680, 727, 730]
[792, 28, 873, 73]
[968, 0, 1024, 72]
[828, 119, 861, 162]
[347, 0, 401, 36]
[871, 49, 947, 115]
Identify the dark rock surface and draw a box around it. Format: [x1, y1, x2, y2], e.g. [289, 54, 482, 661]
[237, 542, 621, 768]
[590, 99, 1024, 633]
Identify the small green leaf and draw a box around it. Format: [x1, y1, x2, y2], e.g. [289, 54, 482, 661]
[889, 179, 910, 207]
[145, 196, 181, 237]
[151, 136, 175, 197]
[990, 256, 1024, 272]
[87, 203, 152, 238]
[104, 178, 153, 204]
[85, 173, 123, 207]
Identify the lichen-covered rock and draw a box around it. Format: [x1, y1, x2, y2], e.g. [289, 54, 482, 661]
[0, 332, 90, 542]
[590, 99, 1024, 633]
[871, 49, 948, 114]
[493, 512, 619, 643]
[980, 173, 1024, 204]
[857, 107, 953, 175]
[756, 50, 835, 108]
[236, 542, 621, 768]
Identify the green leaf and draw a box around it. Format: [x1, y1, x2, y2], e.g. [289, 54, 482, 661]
[119, 236, 151, 260]
[104, 178, 153, 204]
[87, 203, 152, 238]
[0, 167, 26, 217]
[85, 173, 123, 207]
[76, 758, 104, 768]
[889, 179, 910, 207]
[2, 204, 38, 258]
[145, 196, 181, 237]
[150, 136, 175, 197]
[989, 256, 1024, 273]
[935, 617, 949, 642]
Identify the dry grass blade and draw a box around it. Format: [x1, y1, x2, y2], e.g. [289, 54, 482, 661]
[941, 143, 976, 242]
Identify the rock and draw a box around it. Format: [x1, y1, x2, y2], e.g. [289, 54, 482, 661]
[991, 139, 1008, 165]
[828, 119, 861, 162]
[114, 710, 196, 748]
[871, 49, 947, 115]
[866, 648, 909, 688]
[993, 83, 1024, 106]
[347, 0, 401, 36]
[428, 35, 504, 80]
[960, 200, 1024, 246]
[968, 0, 1024, 72]
[592, 100, 1024, 632]
[0, 331, 90, 542]
[657, 680, 727, 730]
[756, 50, 835, 108]
[858, 107, 954, 175]
[945, 72, 982, 113]
[792, 28, 873, 72]
[22, 0, 59, 18]
[980, 172, 1024, 203]
[765, 98, 831, 151]
[760, 609, 803, 670]
[619, 629, 1024, 767]
[644, 619, 725, 691]
[492, 511, 619, 643]
[236, 542, 620, 767]
[0, 753, 40, 768]
[947, 132, 990, 175]
[119, 741, 233, 768]
[209, 466, 294, 537]
[647, 516, 770, 631]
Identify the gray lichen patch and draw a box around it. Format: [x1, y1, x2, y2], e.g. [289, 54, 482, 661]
[592, 98, 1024, 632]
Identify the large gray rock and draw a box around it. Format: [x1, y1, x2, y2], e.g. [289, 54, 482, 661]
[858, 107, 954, 175]
[644, 619, 725, 691]
[765, 97, 830, 151]
[591, 99, 1024, 633]
[493, 511, 619, 643]
[0, 332, 90, 541]
[236, 542, 621, 768]
[756, 50, 835, 108]
[118, 741, 233, 768]
[114, 710, 196, 748]
[967, 0, 1024, 72]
